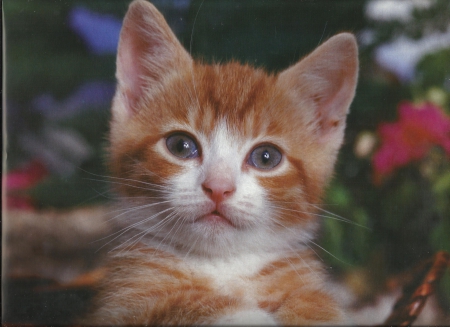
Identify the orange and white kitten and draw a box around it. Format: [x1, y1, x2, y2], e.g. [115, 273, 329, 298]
[85, 0, 358, 325]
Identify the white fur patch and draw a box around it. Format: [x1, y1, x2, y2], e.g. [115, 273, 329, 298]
[214, 308, 278, 326]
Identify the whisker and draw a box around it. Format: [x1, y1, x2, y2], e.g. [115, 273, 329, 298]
[187, 0, 203, 115]
[184, 231, 202, 259]
[83, 176, 167, 191]
[76, 186, 112, 204]
[310, 204, 371, 230]
[304, 243, 324, 263]
[189, 0, 205, 56]
[309, 240, 353, 267]
[105, 200, 172, 221]
[119, 212, 177, 253]
[108, 211, 175, 254]
[155, 213, 185, 250]
[168, 220, 185, 248]
[94, 207, 174, 252]
[268, 204, 369, 229]
[78, 167, 169, 189]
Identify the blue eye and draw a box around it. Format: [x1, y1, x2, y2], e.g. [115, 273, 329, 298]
[166, 133, 199, 159]
[248, 145, 282, 169]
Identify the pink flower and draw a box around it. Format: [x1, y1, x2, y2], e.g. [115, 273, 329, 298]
[5, 160, 48, 210]
[372, 102, 450, 181]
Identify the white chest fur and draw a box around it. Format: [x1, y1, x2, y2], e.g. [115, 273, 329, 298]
[187, 252, 277, 301]
[185, 253, 281, 325]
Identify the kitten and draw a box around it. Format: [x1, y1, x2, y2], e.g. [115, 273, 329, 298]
[85, 0, 358, 325]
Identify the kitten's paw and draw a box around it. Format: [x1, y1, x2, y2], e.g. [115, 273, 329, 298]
[215, 308, 278, 326]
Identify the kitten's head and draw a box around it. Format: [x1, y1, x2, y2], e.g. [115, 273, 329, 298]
[108, 0, 358, 256]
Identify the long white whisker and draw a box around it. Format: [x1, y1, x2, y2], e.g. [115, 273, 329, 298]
[187, 0, 204, 115]
[155, 213, 185, 250]
[91, 201, 174, 247]
[105, 200, 172, 221]
[310, 204, 371, 230]
[84, 177, 170, 193]
[184, 231, 202, 259]
[119, 212, 178, 253]
[309, 240, 353, 267]
[165, 214, 192, 250]
[268, 204, 369, 229]
[304, 243, 324, 263]
[109, 210, 176, 254]
[95, 207, 174, 252]
[78, 167, 169, 189]
[189, 0, 205, 56]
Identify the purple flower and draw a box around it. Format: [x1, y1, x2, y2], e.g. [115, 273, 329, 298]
[33, 81, 115, 120]
[68, 6, 122, 55]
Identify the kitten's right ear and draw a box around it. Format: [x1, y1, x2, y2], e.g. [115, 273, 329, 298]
[114, 0, 192, 120]
[278, 33, 358, 154]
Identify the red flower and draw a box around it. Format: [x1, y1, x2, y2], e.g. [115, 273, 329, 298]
[4, 160, 48, 210]
[372, 102, 450, 180]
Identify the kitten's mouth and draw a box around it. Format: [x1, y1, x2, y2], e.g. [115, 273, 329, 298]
[196, 210, 234, 227]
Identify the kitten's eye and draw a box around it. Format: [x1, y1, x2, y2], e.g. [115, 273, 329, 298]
[166, 133, 199, 159]
[248, 145, 282, 170]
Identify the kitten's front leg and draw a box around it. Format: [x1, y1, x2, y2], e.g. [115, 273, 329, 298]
[273, 288, 348, 326]
[214, 308, 278, 326]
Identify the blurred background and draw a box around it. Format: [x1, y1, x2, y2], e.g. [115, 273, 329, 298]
[3, 0, 450, 324]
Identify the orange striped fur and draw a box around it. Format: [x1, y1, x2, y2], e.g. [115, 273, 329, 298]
[85, 0, 359, 325]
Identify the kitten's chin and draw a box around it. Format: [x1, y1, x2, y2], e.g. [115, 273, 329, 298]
[195, 211, 235, 228]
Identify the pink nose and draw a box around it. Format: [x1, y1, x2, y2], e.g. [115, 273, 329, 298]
[202, 176, 235, 203]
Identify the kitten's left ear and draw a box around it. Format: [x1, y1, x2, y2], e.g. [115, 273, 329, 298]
[114, 0, 192, 121]
[278, 33, 358, 149]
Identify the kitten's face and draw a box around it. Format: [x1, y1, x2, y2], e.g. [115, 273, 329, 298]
[108, 0, 358, 256]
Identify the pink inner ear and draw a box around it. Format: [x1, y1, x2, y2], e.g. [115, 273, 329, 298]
[116, 32, 146, 115]
[315, 78, 355, 136]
